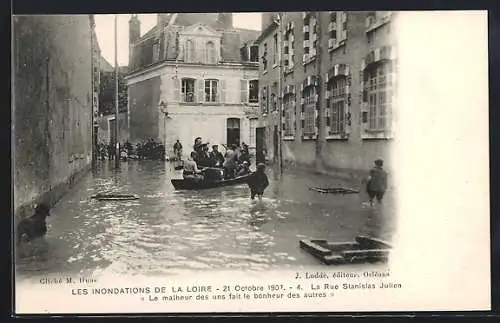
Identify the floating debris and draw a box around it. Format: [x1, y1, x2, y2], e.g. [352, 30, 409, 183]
[91, 193, 140, 201]
[309, 187, 360, 194]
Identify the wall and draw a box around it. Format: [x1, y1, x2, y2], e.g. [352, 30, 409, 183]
[256, 22, 280, 161]
[96, 112, 129, 144]
[127, 76, 161, 143]
[13, 15, 93, 219]
[127, 63, 259, 154]
[256, 11, 396, 180]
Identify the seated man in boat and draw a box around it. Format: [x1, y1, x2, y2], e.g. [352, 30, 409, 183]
[209, 145, 225, 168]
[197, 144, 212, 168]
[183, 152, 204, 182]
[235, 161, 251, 177]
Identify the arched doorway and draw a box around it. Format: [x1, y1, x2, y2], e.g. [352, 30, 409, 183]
[226, 118, 240, 147]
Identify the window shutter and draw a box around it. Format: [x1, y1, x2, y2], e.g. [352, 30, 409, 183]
[219, 80, 226, 103]
[173, 78, 180, 102]
[197, 79, 205, 103]
[240, 80, 248, 103]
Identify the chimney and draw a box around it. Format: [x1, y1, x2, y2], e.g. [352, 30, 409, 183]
[217, 13, 233, 30]
[129, 14, 141, 44]
[129, 14, 141, 68]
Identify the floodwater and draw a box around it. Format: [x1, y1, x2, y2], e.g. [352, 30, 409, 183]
[15, 160, 396, 278]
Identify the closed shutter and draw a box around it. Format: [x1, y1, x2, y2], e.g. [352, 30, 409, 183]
[173, 78, 180, 102]
[219, 80, 226, 103]
[197, 79, 205, 103]
[240, 80, 248, 103]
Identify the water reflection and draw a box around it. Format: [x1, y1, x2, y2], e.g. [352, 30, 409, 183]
[16, 161, 394, 277]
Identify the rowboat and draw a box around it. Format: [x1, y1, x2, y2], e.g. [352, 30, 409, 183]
[299, 235, 392, 265]
[309, 187, 360, 194]
[171, 173, 253, 190]
[91, 193, 140, 201]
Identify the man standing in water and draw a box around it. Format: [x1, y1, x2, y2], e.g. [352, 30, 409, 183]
[365, 159, 388, 206]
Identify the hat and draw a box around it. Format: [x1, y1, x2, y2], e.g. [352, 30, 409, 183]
[375, 159, 384, 166]
[242, 161, 249, 165]
[212, 145, 218, 149]
[257, 163, 266, 169]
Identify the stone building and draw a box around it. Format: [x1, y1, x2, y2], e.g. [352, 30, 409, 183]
[13, 15, 96, 218]
[256, 11, 397, 179]
[125, 13, 260, 156]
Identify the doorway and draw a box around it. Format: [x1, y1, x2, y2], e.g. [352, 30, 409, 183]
[226, 118, 240, 147]
[256, 127, 266, 164]
[109, 118, 117, 145]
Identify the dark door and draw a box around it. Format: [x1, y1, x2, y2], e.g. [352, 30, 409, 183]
[256, 127, 266, 164]
[273, 125, 278, 162]
[109, 119, 117, 145]
[92, 125, 99, 164]
[227, 118, 240, 146]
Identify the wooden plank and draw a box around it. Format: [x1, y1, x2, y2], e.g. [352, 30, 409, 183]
[355, 235, 392, 249]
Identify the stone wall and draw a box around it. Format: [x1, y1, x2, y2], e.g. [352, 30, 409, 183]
[13, 15, 93, 220]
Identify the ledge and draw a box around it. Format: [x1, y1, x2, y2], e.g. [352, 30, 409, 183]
[361, 130, 393, 140]
[302, 55, 316, 66]
[328, 40, 347, 53]
[325, 134, 349, 141]
[366, 17, 391, 33]
[283, 136, 295, 141]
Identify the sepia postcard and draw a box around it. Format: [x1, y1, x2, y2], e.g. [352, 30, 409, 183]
[12, 10, 490, 314]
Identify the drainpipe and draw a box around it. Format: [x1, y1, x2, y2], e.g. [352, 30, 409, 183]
[315, 11, 324, 169]
[114, 14, 120, 168]
[277, 13, 284, 176]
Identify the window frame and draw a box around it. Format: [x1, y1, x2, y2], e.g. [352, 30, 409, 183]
[181, 78, 196, 103]
[302, 85, 317, 136]
[204, 79, 219, 103]
[283, 93, 296, 138]
[364, 60, 393, 132]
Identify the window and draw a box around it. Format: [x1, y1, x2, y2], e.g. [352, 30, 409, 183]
[250, 45, 259, 62]
[206, 41, 216, 64]
[273, 34, 278, 65]
[327, 77, 347, 135]
[284, 93, 295, 137]
[185, 40, 195, 63]
[249, 80, 259, 103]
[284, 28, 295, 71]
[271, 82, 278, 112]
[365, 61, 393, 131]
[302, 15, 317, 63]
[302, 86, 316, 136]
[249, 118, 257, 147]
[328, 11, 347, 49]
[181, 78, 195, 103]
[261, 87, 268, 114]
[262, 43, 268, 70]
[205, 79, 218, 102]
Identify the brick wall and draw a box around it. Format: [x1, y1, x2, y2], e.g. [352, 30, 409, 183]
[13, 15, 93, 219]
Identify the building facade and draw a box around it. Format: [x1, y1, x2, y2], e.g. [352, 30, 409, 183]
[13, 15, 95, 219]
[125, 13, 261, 156]
[256, 11, 397, 179]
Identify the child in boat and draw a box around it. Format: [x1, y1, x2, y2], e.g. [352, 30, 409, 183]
[364, 159, 388, 206]
[17, 203, 51, 244]
[247, 163, 269, 200]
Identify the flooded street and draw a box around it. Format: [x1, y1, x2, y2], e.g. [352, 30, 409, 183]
[16, 161, 396, 278]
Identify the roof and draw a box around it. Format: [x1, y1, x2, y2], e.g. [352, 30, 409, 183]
[129, 13, 260, 72]
[100, 55, 114, 72]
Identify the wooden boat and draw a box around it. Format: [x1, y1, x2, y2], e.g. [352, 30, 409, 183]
[91, 193, 140, 201]
[299, 235, 392, 265]
[171, 173, 253, 190]
[309, 186, 360, 194]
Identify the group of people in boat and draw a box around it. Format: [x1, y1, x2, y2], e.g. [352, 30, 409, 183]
[181, 137, 252, 182]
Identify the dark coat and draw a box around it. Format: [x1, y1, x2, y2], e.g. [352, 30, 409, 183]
[17, 215, 48, 243]
[247, 170, 269, 194]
